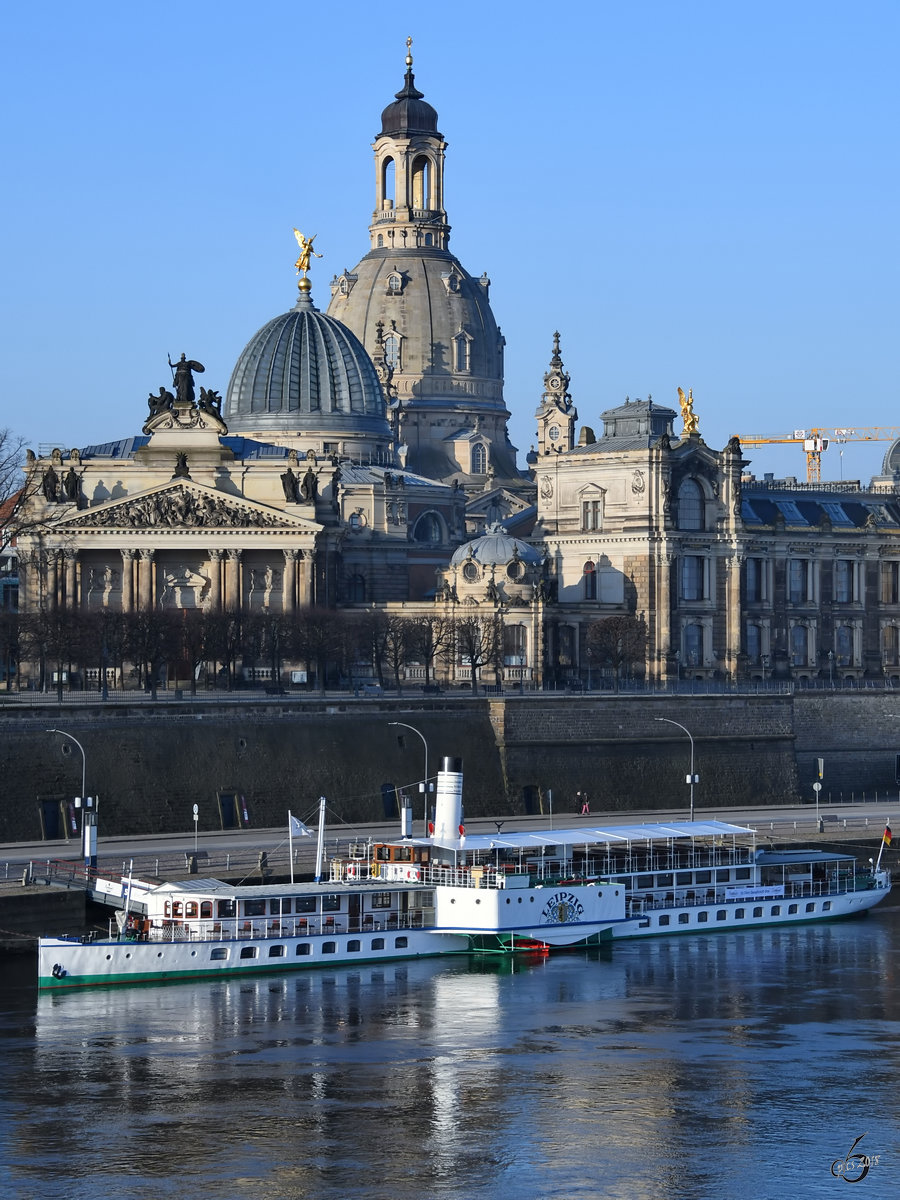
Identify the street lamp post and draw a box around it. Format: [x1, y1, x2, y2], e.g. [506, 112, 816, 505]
[47, 728, 97, 870]
[388, 721, 430, 837]
[654, 717, 698, 821]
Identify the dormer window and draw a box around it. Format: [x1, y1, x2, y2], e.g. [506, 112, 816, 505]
[383, 333, 401, 370]
[471, 443, 487, 474]
[454, 332, 472, 372]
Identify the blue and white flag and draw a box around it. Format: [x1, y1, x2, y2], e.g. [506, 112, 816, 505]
[289, 813, 313, 837]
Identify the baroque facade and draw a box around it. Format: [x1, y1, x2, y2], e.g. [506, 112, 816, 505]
[13, 47, 900, 692]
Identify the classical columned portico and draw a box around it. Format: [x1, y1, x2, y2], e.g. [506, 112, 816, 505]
[120, 549, 135, 613]
[225, 549, 242, 610]
[139, 549, 155, 610]
[63, 551, 78, 610]
[282, 549, 300, 612]
[208, 549, 223, 611]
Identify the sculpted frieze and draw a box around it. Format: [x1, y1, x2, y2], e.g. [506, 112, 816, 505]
[65, 485, 288, 531]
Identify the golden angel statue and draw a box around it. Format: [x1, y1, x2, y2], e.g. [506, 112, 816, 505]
[677, 386, 699, 436]
[293, 229, 322, 277]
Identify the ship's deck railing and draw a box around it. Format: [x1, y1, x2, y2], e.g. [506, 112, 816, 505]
[623, 872, 884, 915]
[115, 909, 436, 943]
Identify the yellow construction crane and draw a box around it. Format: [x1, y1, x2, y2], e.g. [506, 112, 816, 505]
[733, 427, 900, 483]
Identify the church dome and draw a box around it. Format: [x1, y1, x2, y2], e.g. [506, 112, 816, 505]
[380, 69, 440, 136]
[225, 289, 392, 445]
[450, 523, 543, 568]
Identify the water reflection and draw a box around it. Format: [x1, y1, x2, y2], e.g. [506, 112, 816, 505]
[2, 912, 899, 1199]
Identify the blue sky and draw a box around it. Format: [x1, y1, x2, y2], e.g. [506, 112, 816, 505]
[2, 1, 897, 484]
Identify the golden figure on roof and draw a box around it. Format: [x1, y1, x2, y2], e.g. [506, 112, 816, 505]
[677, 386, 699, 436]
[293, 229, 322, 279]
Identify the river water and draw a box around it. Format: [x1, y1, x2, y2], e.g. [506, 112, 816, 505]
[2, 906, 898, 1200]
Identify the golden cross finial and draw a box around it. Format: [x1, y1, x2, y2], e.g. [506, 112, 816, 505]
[406, 36, 413, 69]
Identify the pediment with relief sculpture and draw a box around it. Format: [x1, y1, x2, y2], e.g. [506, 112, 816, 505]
[60, 482, 320, 533]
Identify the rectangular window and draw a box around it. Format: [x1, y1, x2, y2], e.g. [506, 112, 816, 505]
[294, 896, 316, 914]
[347, 940, 361, 952]
[676, 872, 693, 885]
[678, 913, 691, 925]
[395, 937, 409, 948]
[296, 943, 311, 956]
[637, 875, 654, 889]
[239, 946, 258, 959]
[823, 901, 831, 912]
[372, 892, 393, 909]
[322, 941, 336, 954]
[806, 902, 816, 913]
[788, 904, 798, 914]
[695, 871, 712, 885]
[244, 899, 266, 917]
[656, 874, 673, 888]
[746, 558, 764, 603]
[770, 906, 781, 917]
[716, 910, 727, 921]
[268, 945, 285, 958]
[734, 868, 751, 881]
[658, 915, 670, 927]
[746, 624, 761, 664]
[734, 908, 745, 919]
[582, 500, 602, 531]
[321, 895, 341, 912]
[789, 559, 809, 603]
[881, 562, 900, 604]
[210, 947, 229, 960]
[753, 907, 763, 918]
[217, 900, 236, 918]
[372, 937, 385, 949]
[715, 869, 730, 882]
[834, 559, 855, 603]
[697, 911, 708, 923]
[681, 556, 705, 601]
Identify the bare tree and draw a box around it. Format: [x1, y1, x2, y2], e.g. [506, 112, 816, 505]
[453, 614, 503, 693]
[586, 614, 648, 690]
[411, 614, 454, 687]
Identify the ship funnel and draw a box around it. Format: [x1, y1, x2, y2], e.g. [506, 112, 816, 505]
[432, 757, 463, 844]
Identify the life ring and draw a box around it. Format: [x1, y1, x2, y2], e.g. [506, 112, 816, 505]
[406, 866, 421, 881]
[347, 863, 359, 880]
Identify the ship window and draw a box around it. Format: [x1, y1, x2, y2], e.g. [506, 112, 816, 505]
[296, 943, 311, 956]
[823, 901, 831, 911]
[715, 869, 730, 882]
[239, 946, 258, 959]
[395, 937, 408, 948]
[734, 868, 751, 881]
[637, 875, 654, 888]
[372, 892, 393, 909]
[185, 903, 198, 918]
[734, 908, 745, 919]
[217, 900, 235, 918]
[348, 940, 361, 952]
[322, 942, 336, 954]
[269, 900, 282, 915]
[676, 872, 692, 885]
[788, 904, 798, 914]
[244, 899, 266, 917]
[656, 873, 673, 888]
[771, 906, 781, 916]
[210, 947, 228, 960]
[295, 897, 316, 914]
[372, 938, 385, 950]
[806, 902, 816, 912]
[678, 913, 690, 924]
[695, 871, 711, 885]
[753, 906, 763, 917]
[658, 914, 670, 926]
[200, 902, 213, 919]
[716, 910, 727, 921]
[322, 895, 341, 912]
[697, 912, 708, 923]
[268, 945, 285, 958]
[172, 902, 183, 918]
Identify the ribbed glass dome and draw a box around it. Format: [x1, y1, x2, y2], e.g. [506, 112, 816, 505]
[225, 290, 390, 440]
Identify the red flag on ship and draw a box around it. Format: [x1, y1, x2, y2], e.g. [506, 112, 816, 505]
[883, 825, 892, 847]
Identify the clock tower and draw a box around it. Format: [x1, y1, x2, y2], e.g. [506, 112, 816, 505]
[535, 332, 577, 456]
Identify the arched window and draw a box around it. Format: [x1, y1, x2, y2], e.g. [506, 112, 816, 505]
[684, 623, 703, 666]
[387, 273, 402, 294]
[381, 157, 395, 207]
[836, 625, 853, 667]
[471, 443, 487, 474]
[583, 560, 597, 600]
[454, 334, 470, 372]
[413, 512, 443, 544]
[377, 234, 384, 248]
[677, 479, 704, 530]
[347, 574, 366, 603]
[424, 233, 433, 246]
[791, 624, 809, 666]
[383, 333, 401, 370]
[411, 155, 431, 209]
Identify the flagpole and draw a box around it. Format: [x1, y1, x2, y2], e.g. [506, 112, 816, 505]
[875, 822, 891, 871]
[288, 811, 295, 885]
